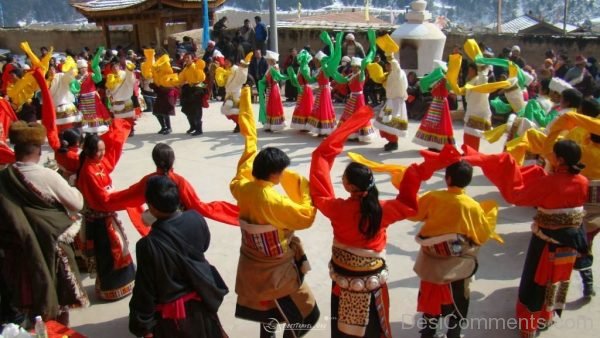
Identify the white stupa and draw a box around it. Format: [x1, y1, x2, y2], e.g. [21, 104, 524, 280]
[392, 0, 446, 76]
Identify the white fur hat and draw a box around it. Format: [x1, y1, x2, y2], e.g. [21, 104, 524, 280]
[433, 60, 448, 72]
[522, 70, 535, 86]
[351, 57, 362, 67]
[345, 33, 355, 41]
[549, 77, 573, 94]
[76, 59, 88, 69]
[315, 51, 327, 61]
[265, 50, 279, 61]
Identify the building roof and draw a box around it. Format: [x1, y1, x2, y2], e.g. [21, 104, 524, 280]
[291, 11, 388, 25]
[486, 14, 578, 34]
[71, 0, 225, 14]
[279, 11, 394, 31]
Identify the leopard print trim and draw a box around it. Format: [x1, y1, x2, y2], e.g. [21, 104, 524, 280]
[338, 289, 371, 336]
[544, 280, 570, 312]
[332, 247, 385, 272]
[534, 210, 585, 229]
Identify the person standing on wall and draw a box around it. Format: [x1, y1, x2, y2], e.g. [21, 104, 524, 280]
[254, 16, 268, 55]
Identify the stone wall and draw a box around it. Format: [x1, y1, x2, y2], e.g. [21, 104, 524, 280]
[444, 33, 600, 67]
[0, 27, 133, 53]
[220, 27, 600, 69]
[2, 25, 599, 68]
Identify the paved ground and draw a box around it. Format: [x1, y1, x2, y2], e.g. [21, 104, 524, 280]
[65, 100, 600, 337]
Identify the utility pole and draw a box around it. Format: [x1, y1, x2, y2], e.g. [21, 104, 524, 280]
[563, 0, 569, 36]
[0, 3, 4, 28]
[269, 0, 278, 53]
[497, 0, 502, 33]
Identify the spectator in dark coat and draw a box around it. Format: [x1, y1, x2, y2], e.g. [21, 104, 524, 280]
[248, 49, 268, 86]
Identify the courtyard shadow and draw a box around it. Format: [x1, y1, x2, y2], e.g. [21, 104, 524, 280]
[72, 316, 129, 338]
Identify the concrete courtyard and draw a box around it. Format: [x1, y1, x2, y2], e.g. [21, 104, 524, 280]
[65, 100, 600, 337]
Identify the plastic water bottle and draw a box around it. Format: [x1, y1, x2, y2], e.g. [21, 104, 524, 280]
[34, 316, 48, 338]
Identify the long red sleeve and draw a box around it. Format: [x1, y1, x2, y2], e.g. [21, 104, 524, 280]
[111, 171, 240, 228]
[0, 144, 14, 164]
[31, 68, 60, 150]
[100, 119, 132, 173]
[310, 105, 374, 216]
[470, 150, 588, 208]
[310, 106, 418, 251]
[0, 98, 17, 143]
[170, 172, 239, 226]
[55, 147, 80, 174]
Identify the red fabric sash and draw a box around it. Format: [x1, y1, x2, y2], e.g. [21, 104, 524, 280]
[155, 292, 202, 320]
[105, 217, 132, 269]
[417, 280, 453, 316]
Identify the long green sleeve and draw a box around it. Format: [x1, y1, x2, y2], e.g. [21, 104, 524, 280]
[91, 46, 105, 84]
[258, 77, 267, 124]
[270, 67, 288, 82]
[300, 63, 316, 84]
[287, 67, 302, 93]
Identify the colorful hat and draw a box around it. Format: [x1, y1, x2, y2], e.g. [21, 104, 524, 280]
[351, 57, 362, 67]
[76, 59, 88, 69]
[433, 60, 448, 72]
[265, 50, 279, 61]
[549, 77, 573, 93]
[315, 51, 327, 61]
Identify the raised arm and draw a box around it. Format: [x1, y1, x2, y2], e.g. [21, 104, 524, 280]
[310, 105, 374, 217]
[366, 63, 386, 84]
[101, 119, 133, 173]
[172, 172, 240, 226]
[230, 86, 257, 200]
[552, 112, 600, 136]
[462, 145, 551, 207]
[270, 66, 288, 82]
[214, 67, 230, 87]
[263, 169, 316, 231]
[32, 68, 60, 150]
[91, 47, 105, 84]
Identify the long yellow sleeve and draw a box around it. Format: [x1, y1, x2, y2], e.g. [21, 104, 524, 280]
[410, 188, 501, 245]
[347, 152, 407, 189]
[483, 124, 508, 143]
[141, 49, 155, 79]
[506, 128, 550, 165]
[230, 86, 315, 230]
[447, 54, 465, 96]
[106, 71, 124, 91]
[230, 86, 257, 200]
[558, 112, 600, 136]
[214, 67, 230, 87]
[178, 61, 206, 86]
[366, 63, 386, 84]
